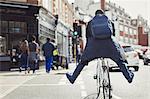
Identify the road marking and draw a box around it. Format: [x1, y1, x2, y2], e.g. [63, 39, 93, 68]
[0, 76, 35, 98]
[57, 74, 88, 98]
[80, 85, 85, 90]
[112, 93, 122, 99]
[58, 75, 67, 85]
[77, 76, 88, 98]
[77, 81, 84, 84]
[0, 83, 79, 87]
[81, 91, 87, 97]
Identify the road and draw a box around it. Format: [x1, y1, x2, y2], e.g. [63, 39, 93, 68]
[0, 60, 150, 99]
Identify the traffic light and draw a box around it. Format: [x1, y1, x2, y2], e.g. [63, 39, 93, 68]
[73, 23, 81, 37]
[73, 31, 78, 36]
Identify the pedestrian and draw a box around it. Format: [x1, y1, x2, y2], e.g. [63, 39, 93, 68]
[42, 38, 55, 73]
[19, 39, 29, 74]
[28, 35, 40, 74]
[66, 9, 134, 84]
[53, 46, 60, 70]
[76, 45, 82, 63]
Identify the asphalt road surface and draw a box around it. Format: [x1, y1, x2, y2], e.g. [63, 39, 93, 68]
[0, 60, 150, 99]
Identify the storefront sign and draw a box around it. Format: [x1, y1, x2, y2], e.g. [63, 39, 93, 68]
[0, 8, 26, 14]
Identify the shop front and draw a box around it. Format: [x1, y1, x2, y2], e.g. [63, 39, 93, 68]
[56, 21, 73, 63]
[0, 2, 39, 70]
[37, 7, 56, 61]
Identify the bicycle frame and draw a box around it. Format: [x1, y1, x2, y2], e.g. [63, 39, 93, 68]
[95, 58, 112, 99]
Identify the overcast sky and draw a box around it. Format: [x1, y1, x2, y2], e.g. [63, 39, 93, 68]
[68, 0, 150, 25]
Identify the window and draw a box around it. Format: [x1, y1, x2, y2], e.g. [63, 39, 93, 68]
[14, 22, 21, 33]
[57, 32, 63, 55]
[120, 36, 123, 41]
[119, 25, 123, 31]
[9, 21, 15, 33]
[0, 36, 6, 55]
[125, 37, 128, 43]
[0, 20, 2, 31]
[129, 39, 132, 44]
[8, 21, 27, 33]
[125, 26, 128, 33]
[129, 28, 132, 34]
[20, 22, 27, 33]
[1, 21, 8, 33]
[133, 30, 136, 34]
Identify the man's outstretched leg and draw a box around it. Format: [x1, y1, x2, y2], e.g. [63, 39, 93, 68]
[66, 62, 87, 84]
[113, 58, 134, 83]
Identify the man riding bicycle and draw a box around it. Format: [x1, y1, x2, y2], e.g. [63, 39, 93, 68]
[66, 9, 134, 84]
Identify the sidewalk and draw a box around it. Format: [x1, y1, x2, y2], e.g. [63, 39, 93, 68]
[0, 62, 78, 76]
[0, 63, 78, 98]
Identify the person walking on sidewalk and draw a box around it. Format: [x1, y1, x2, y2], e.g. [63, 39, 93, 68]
[53, 46, 60, 70]
[28, 35, 40, 74]
[66, 9, 134, 84]
[19, 39, 29, 74]
[42, 38, 55, 73]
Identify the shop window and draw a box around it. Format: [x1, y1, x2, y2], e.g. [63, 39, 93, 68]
[0, 36, 6, 55]
[8, 21, 27, 34]
[1, 21, 27, 34]
[57, 32, 63, 55]
[9, 21, 15, 33]
[20, 22, 27, 33]
[14, 22, 21, 33]
[1, 21, 8, 33]
[0, 21, 2, 31]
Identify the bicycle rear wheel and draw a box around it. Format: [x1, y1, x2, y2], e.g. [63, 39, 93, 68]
[102, 61, 111, 99]
[96, 59, 101, 98]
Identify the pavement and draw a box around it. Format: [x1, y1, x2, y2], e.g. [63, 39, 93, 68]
[0, 63, 77, 98]
[1, 60, 146, 99]
[0, 62, 76, 75]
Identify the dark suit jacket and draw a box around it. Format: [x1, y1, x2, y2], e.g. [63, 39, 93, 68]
[80, 18, 126, 63]
[42, 42, 55, 58]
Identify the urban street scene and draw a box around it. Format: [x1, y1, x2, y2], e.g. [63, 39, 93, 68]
[0, 0, 150, 99]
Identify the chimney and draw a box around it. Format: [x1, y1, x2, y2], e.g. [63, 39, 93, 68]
[101, 0, 105, 11]
[27, 0, 38, 4]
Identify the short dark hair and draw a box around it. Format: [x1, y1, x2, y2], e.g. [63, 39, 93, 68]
[46, 38, 50, 42]
[31, 35, 36, 41]
[95, 9, 104, 15]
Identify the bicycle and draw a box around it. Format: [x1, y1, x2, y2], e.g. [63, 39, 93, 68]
[94, 58, 112, 99]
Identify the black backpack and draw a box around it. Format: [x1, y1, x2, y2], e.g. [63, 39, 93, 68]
[29, 42, 38, 52]
[90, 15, 113, 39]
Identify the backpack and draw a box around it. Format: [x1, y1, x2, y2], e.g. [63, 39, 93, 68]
[29, 42, 38, 52]
[90, 15, 113, 39]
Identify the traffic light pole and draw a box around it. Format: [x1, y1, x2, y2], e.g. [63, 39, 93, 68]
[74, 41, 77, 65]
[73, 36, 77, 65]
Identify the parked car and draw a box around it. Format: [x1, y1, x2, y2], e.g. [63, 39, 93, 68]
[109, 45, 139, 71]
[135, 49, 144, 59]
[143, 50, 150, 65]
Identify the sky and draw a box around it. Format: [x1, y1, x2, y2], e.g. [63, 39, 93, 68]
[67, 0, 150, 25]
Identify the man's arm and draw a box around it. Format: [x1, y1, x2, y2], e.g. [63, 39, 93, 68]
[86, 22, 92, 38]
[111, 22, 115, 36]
